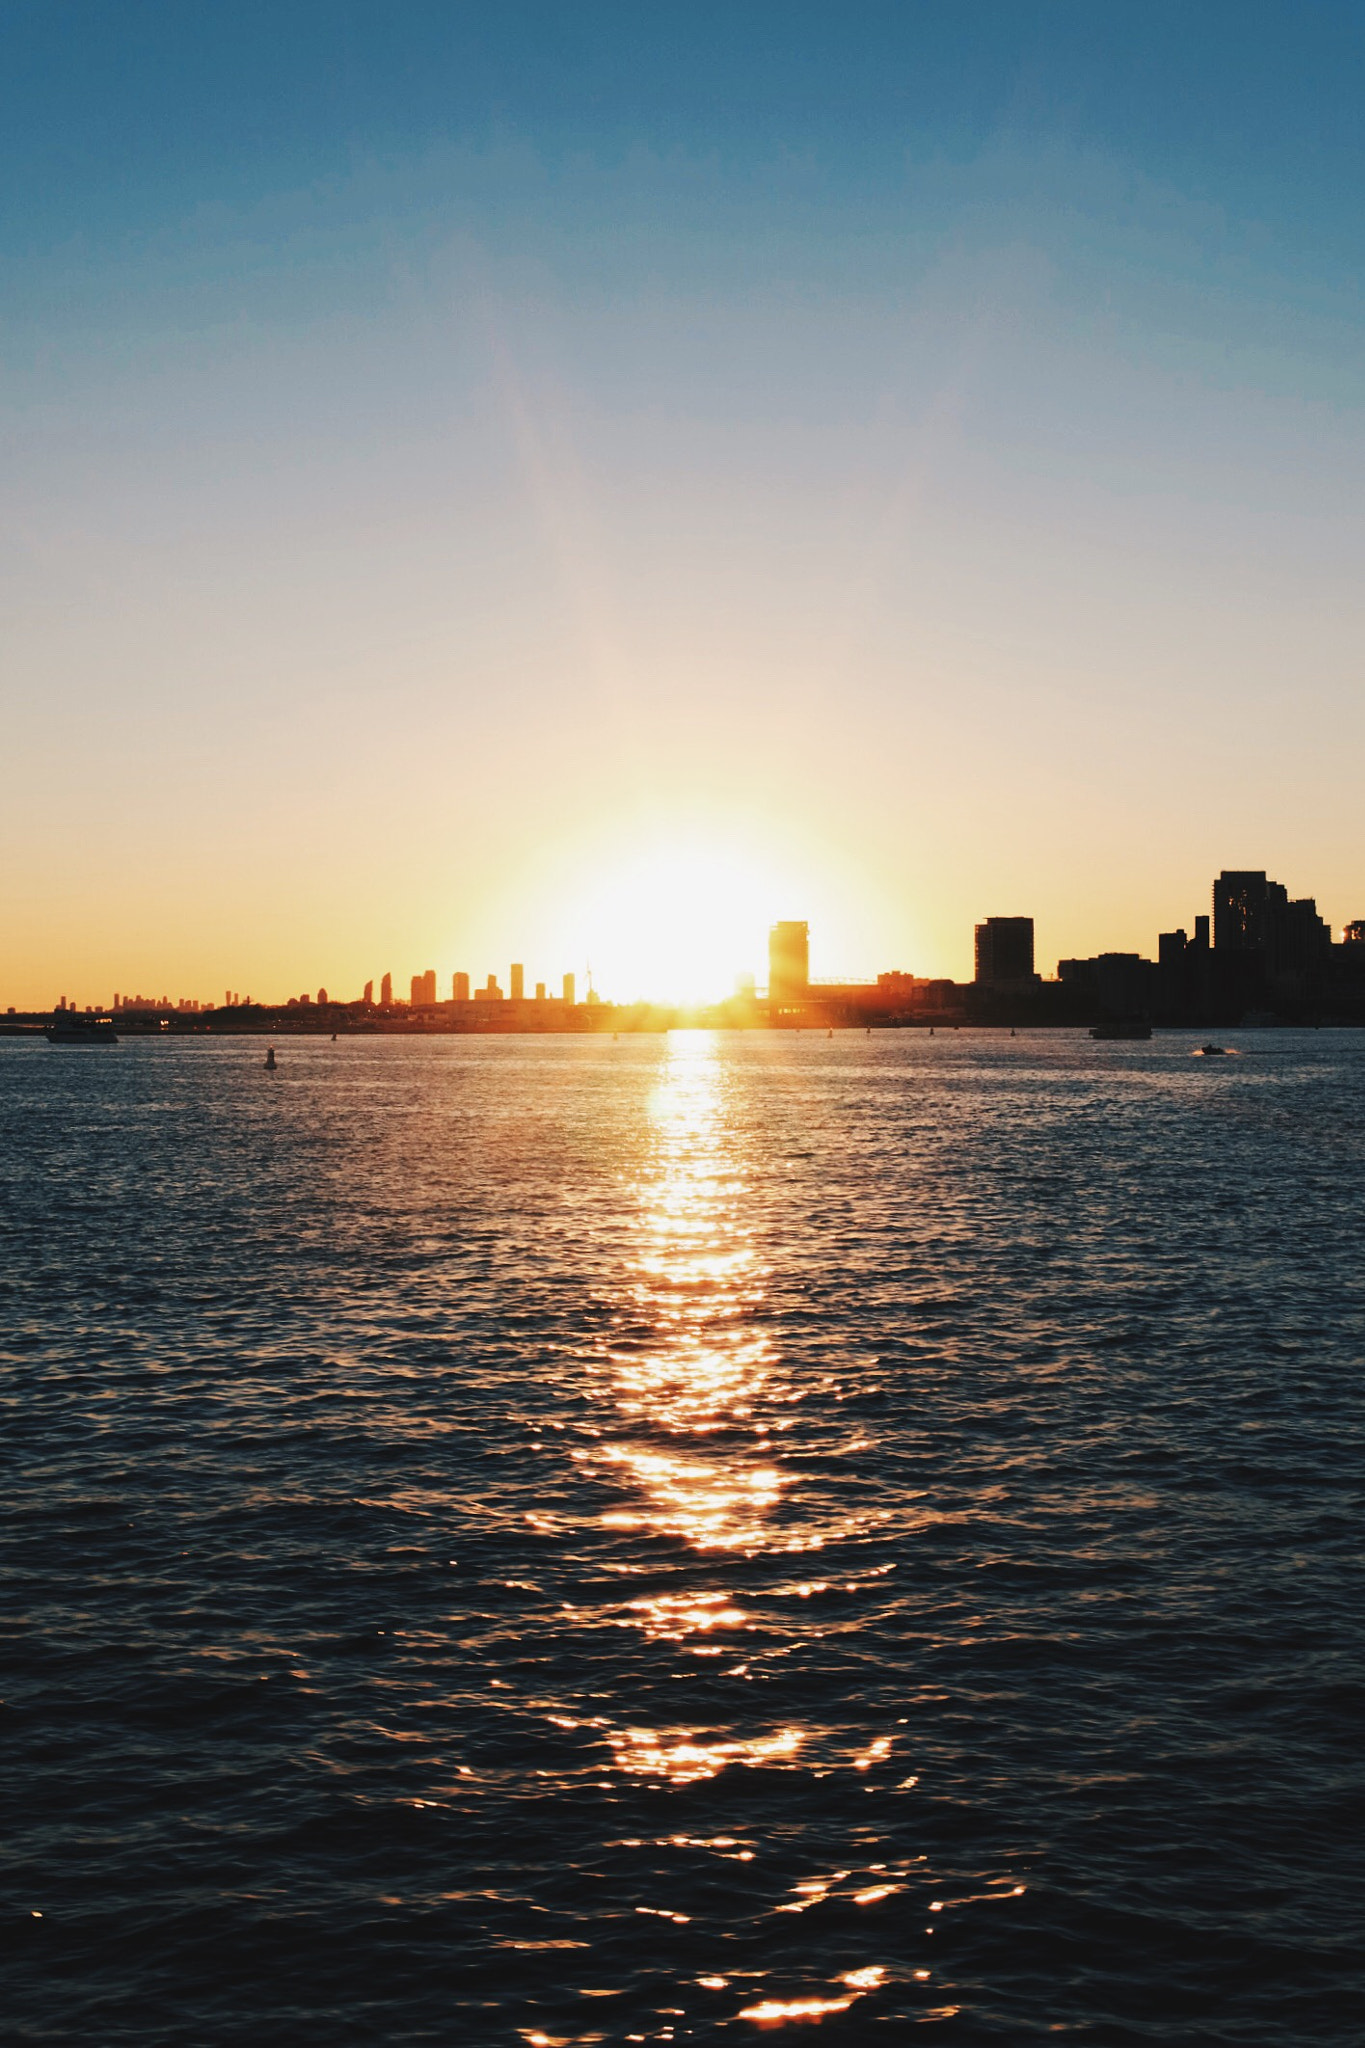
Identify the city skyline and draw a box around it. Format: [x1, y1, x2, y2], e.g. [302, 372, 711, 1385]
[20, 861, 1363, 1020]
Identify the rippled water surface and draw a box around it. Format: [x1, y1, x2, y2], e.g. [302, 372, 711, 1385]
[3, 1031, 1364, 2044]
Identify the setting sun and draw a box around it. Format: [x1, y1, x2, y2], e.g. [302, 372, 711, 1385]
[561, 840, 789, 1006]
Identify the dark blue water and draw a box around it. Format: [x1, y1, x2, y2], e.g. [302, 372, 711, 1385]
[3, 1031, 1363, 2044]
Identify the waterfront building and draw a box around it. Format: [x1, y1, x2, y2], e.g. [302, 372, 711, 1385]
[453, 972, 470, 1001]
[1059, 952, 1155, 1019]
[975, 917, 1035, 985]
[380, 973, 392, 1006]
[563, 973, 575, 1006]
[1212, 870, 1330, 987]
[1213, 871, 1272, 951]
[1271, 896, 1332, 982]
[510, 963, 524, 1002]
[411, 970, 437, 1008]
[535, 982, 546, 1000]
[362, 980, 373, 1004]
[769, 922, 810, 1006]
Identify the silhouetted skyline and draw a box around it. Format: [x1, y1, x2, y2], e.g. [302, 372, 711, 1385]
[17, 864, 1365, 1032]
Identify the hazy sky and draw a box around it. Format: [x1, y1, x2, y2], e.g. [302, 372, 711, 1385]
[4, 1, 1364, 1005]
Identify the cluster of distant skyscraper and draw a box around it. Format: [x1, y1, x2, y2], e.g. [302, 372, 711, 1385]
[350, 968, 584, 1010]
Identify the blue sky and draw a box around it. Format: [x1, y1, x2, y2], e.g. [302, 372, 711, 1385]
[3, 3, 1363, 1002]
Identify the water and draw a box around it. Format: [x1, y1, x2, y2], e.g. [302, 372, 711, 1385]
[3, 1030, 1363, 2044]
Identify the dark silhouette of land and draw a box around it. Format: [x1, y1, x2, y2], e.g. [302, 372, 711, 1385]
[10, 867, 1365, 1037]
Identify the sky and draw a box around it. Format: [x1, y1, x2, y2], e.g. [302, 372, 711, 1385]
[3, 1, 1364, 1006]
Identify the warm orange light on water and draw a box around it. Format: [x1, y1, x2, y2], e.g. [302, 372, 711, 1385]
[599, 1031, 784, 1557]
[738, 1994, 856, 2023]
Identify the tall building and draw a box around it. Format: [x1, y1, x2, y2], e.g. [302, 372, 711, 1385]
[510, 963, 524, 1002]
[1213, 870, 1330, 980]
[1213, 872, 1271, 951]
[768, 922, 809, 1005]
[975, 917, 1035, 984]
[380, 972, 392, 1006]
[1273, 896, 1331, 980]
[563, 972, 575, 1006]
[362, 979, 373, 1004]
[535, 982, 546, 1000]
[452, 972, 470, 1001]
[411, 969, 437, 1008]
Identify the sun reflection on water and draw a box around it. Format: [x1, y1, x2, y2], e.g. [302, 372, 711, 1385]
[600, 1032, 789, 1560]
[607, 1723, 803, 1787]
[577, 1034, 897, 1799]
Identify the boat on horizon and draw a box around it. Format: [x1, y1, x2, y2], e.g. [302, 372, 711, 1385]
[45, 1011, 119, 1045]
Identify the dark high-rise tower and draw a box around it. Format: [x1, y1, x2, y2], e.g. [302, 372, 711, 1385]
[1213, 872, 1271, 951]
[974, 917, 1034, 984]
[1213, 871, 1330, 981]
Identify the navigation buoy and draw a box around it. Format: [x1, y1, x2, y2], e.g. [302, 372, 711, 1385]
[264, 1046, 277, 1071]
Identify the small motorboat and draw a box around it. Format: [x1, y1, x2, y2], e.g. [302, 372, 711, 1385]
[1197, 1044, 1228, 1056]
[45, 1011, 118, 1045]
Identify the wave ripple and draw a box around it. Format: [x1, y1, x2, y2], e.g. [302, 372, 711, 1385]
[2, 1030, 1363, 2044]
